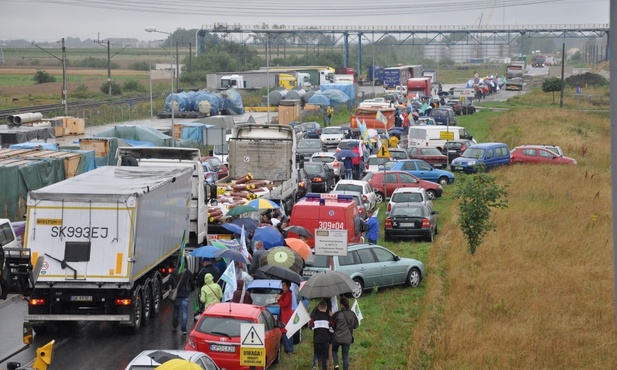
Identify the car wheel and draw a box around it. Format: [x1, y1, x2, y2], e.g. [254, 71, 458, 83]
[426, 230, 434, 243]
[352, 278, 364, 298]
[374, 192, 385, 204]
[426, 190, 437, 199]
[438, 176, 449, 186]
[406, 267, 422, 287]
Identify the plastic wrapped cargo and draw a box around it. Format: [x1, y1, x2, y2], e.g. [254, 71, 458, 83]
[165, 92, 189, 112]
[319, 85, 353, 103]
[308, 92, 331, 106]
[194, 90, 224, 116]
[218, 89, 245, 115]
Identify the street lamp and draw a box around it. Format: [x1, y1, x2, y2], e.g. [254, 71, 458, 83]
[145, 27, 174, 130]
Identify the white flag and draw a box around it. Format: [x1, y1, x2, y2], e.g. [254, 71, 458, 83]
[220, 261, 237, 302]
[285, 302, 311, 339]
[240, 226, 250, 259]
[331, 295, 339, 314]
[351, 299, 363, 325]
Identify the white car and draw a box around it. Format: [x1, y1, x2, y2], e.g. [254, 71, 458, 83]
[310, 152, 344, 180]
[332, 179, 377, 211]
[320, 126, 345, 147]
[387, 187, 433, 215]
[125, 350, 220, 370]
[366, 154, 393, 173]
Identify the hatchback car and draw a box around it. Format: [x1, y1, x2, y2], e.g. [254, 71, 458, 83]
[440, 140, 475, 163]
[385, 203, 439, 242]
[202, 156, 228, 179]
[302, 243, 425, 298]
[186, 303, 282, 370]
[297, 139, 327, 160]
[300, 121, 322, 138]
[366, 155, 393, 173]
[296, 168, 312, 201]
[320, 126, 345, 147]
[387, 187, 433, 215]
[451, 142, 510, 174]
[311, 152, 344, 180]
[125, 350, 219, 370]
[388, 148, 408, 161]
[406, 147, 448, 169]
[389, 159, 455, 186]
[510, 145, 577, 165]
[303, 162, 336, 193]
[332, 179, 376, 211]
[363, 170, 443, 202]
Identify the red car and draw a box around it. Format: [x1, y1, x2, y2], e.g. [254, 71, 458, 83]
[186, 302, 283, 369]
[510, 145, 577, 165]
[362, 170, 443, 202]
[406, 147, 448, 169]
[202, 156, 229, 179]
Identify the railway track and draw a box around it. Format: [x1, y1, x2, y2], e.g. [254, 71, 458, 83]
[0, 95, 163, 123]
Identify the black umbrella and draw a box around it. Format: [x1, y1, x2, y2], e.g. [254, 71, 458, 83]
[231, 217, 259, 232]
[299, 271, 356, 298]
[257, 265, 302, 285]
[284, 225, 313, 238]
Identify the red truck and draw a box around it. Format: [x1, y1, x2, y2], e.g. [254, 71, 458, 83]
[336, 67, 357, 83]
[350, 107, 395, 131]
[406, 77, 432, 97]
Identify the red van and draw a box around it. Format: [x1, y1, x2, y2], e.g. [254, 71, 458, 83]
[288, 193, 364, 247]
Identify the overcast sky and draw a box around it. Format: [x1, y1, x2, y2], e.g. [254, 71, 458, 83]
[0, 0, 610, 42]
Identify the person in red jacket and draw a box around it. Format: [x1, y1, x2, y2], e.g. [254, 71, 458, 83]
[351, 145, 361, 179]
[275, 279, 294, 354]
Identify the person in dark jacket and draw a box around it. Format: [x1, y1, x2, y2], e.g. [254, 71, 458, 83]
[310, 300, 333, 370]
[170, 264, 195, 335]
[231, 279, 253, 304]
[343, 157, 353, 180]
[331, 297, 359, 370]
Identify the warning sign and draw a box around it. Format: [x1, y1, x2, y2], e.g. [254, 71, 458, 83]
[240, 323, 265, 367]
[439, 131, 454, 141]
[377, 145, 391, 158]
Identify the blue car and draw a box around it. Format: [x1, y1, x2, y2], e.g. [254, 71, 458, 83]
[451, 142, 510, 174]
[389, 159, 455, 186]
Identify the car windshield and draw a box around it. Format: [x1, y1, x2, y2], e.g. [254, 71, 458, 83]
[205, 157, 222, 167]
[391, 206, 423, 217]
[298, 140, 320, 148]
[335, 184, 362, 193]
[432, 110, 447, 117]
[248, 288, 281, 307]
[304, 164, 323, 175]
[368, 157, 390, 165]
[390, 151, 406, 160]
[385, 162, 397, 169]
[392, 192, 423, 203]
[301, 123, 318, 130]
[196, 316, 252, 337]
[462, 148, 485, 159]
[308, 255, 329, 268]
[312, 156, 334, 163]
[322, 127, 341, 134]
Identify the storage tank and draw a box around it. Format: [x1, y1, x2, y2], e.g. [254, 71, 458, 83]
[267, 90, 287, 106]
[285, 89, 306, 101]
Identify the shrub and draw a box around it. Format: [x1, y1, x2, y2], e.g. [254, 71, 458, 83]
[122, 80, 146, 93]
[100, 81, 122, 95]
[542, 77, 563, 104]
[33, 70, 56, 84]
[128, 61, 150, 71]
[73, 84, 90, 99]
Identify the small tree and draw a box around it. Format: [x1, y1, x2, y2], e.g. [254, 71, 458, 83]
[100, 81, 122, 95]
[453, 172, 508, 254]
[122, 80, 146, 93]
[542, 77, 563, 104]
[32, 70, 56, 84]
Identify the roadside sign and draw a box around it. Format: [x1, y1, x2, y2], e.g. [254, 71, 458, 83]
[452, 88, 475, 98]
[240, 323, 265, 367]
[314, 229, 348, 256]
[440, 131, 454, 141]
[377, 145, 391, 158]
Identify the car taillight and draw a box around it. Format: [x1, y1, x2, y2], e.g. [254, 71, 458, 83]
[299, 181, 305, 187]
[312, 177, 323, 183]
[29, 298, 45, 306]
[385, 218, 392, 228]
[186, 335, 197, 349]
[421, 218, 430, 228]
[460, 145, 467, 152]
[365, 163, 369, 169]
[359, 208, 364, 215]
[387, 203, 391, 212]
[115, 298, 132, 306]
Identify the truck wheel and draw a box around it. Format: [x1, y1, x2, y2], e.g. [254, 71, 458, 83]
[130, 288, 143, 333]
[141, 282, 152, 326]
[151, 273, 162, 317]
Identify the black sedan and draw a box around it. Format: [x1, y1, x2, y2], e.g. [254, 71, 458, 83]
[300, 121, 322, 138]
[440, 139, 475, 163]
[296, 168, 312, 200]
[297, 139, 327, 161]
[303, 162, 336, 193]
[384, 203, 438, 242]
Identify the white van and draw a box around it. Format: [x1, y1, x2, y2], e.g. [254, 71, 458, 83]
[407, 126, 475, 150]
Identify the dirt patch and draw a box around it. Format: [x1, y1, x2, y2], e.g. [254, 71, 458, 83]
[565, 72, 609, 87]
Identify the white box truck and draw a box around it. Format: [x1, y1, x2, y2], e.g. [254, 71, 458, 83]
[24, 166, 192, 333]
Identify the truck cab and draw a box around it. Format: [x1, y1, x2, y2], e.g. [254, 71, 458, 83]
[221, 75, 245, 89]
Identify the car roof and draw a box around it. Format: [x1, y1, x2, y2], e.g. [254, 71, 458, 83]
[470, 142, 507, 148]
[247, 279, 282, 289]
[127, 350, 209, 367]
[391, 187, 426, 194]
[311, 152, 336, 158]
[392, 202, 425, 208]
[204, 302, 263, 319]
[336, 179, 367, 185]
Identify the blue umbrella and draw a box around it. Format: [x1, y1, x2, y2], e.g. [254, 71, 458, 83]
[191, 245, 224, 258]
[221, 222, 243, 235]
[214, 248, 249, 264]
[389, 127, 404, 133]
[253, 226, 285, 250]
[334, 150, 359, 160]
[231, 217, 259, 232]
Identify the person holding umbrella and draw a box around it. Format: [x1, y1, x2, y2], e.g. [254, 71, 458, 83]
[274, 279, 295, 355]
[311, 300, 333, 370]
[343, 156, 353, 180]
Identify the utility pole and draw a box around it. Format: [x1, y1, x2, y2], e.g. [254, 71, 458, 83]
[32, 38, 68, 115]
[175, 40, 180, 92]
[96, 37, 131, 96]
[188, 43, 192, 73]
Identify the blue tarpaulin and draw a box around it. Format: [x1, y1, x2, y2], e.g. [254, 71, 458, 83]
[321, 83, 355, 101]
[180, 123, 215, 142]
[9, 142, 59, 150]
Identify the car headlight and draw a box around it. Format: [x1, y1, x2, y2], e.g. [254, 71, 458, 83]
[467, 160, 476, 166]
